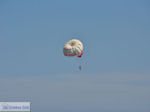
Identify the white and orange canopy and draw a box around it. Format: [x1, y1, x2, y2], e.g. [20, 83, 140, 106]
[63, 39, 83, 58]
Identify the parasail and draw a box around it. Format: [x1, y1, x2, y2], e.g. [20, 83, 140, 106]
[63, 39, 83, 58]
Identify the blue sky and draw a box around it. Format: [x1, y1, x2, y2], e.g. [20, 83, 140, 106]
[0, 0, 150, 112]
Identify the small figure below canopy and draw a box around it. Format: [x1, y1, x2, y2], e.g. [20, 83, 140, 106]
[79, 65, 82, 71]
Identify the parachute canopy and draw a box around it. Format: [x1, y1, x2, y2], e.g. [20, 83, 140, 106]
[63, 39, 83, 58]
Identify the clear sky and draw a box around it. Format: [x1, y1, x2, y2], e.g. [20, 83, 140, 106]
[0, 0, 150, 112]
